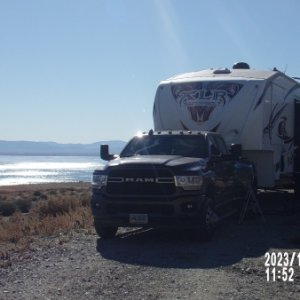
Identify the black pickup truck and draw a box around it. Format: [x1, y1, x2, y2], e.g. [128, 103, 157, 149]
[91, 130, 255, 240]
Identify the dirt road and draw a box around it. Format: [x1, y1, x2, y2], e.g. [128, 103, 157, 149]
[1, 191, 300, 300]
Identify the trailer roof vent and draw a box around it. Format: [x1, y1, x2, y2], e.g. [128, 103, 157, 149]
[232, 62, 250, 69]
[213, 68, 231, 74]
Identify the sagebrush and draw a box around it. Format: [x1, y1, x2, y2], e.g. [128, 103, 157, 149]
[0, 188, 93, 244]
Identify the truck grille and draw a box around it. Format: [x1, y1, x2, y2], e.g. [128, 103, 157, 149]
[106, 166, 175, 196]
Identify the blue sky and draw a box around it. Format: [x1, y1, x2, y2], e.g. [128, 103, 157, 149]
[1, 0, 300, 143]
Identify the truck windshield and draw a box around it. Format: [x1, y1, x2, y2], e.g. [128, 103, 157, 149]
[120, 135, 208, 158]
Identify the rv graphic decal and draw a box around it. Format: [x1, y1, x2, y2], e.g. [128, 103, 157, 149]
[283, 84, 300, 103]
[263, 103, 293, 144]
[171, 82, 243, 124]
[277, 116, 293, 143]
[180, 121, 189, 130]
[264, 102, 294, 174]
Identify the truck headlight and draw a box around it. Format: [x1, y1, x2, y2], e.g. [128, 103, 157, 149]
[92, 174, 108, 189]
[174, 176, 203, 190]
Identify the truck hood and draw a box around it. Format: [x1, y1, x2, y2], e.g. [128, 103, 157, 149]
[106, 155, 207, 168]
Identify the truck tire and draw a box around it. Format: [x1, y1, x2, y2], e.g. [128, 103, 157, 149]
[94, 222, 118, 238]
[198, 203, 216, 241]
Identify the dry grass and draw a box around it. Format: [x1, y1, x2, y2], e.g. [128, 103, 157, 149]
[0, 183, 93, 263]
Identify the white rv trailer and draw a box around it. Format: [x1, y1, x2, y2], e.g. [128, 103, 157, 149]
[153, 63, 300, 192]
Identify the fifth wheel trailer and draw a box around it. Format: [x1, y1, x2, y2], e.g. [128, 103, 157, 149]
[153, 62, 300, 194]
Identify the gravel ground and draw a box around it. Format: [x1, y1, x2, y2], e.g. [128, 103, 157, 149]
[1, 191, 300, 300]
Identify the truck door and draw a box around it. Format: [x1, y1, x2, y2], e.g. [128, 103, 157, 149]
[208, 136, 236, 217]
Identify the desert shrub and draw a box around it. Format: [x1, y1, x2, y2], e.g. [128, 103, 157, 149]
[36, 196, 78, 218]
[80, 193, 90, 207]
[33, 191, 42, 197]
[32, 191, 47, 200]
[0, 201, 16, 216]
[40, 194, 48, 200]
[31, 197, 39, 202]
[38, 200, 63, 217]
[49, 190, 57, 195]
[14, 199, 32, 213]
[0, 187, 94, 250]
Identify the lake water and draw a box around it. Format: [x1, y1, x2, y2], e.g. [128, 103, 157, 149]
[0, 155, 104, 186]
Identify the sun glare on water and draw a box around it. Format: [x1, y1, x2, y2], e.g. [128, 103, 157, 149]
[0, 156, 102, 186]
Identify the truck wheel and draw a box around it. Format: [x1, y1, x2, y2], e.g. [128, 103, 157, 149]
[198, 204, 216, 241]
[94, 222, 118, 238]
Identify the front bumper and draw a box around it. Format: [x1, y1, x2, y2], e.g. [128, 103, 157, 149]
[91, 189, 207, 228]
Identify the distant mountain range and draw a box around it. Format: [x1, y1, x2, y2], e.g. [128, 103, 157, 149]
[0, 140, 127, 156]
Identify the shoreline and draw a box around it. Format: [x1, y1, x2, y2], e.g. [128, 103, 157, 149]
[0, 182, 91, 193]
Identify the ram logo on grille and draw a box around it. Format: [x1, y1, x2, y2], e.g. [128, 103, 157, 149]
[125, 177, 155, 183]
[108, 176, 174, 184]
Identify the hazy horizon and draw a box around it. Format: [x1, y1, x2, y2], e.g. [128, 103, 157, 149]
[0, 140, 127, 156]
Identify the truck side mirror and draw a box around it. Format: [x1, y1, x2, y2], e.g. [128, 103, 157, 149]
[100, 144, 115, 161]
[230, 143, 242, 158]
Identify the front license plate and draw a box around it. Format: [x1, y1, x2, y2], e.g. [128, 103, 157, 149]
[129, 213, 148, 225]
